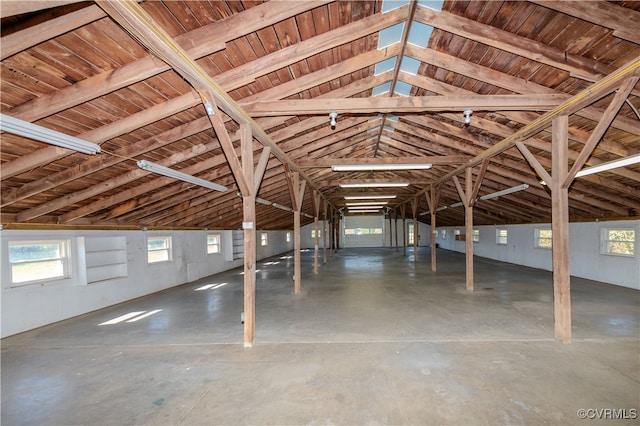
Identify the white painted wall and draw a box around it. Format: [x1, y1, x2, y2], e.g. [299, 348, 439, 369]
[300, 216, 431, 249]
[1, 228, 293, 337]
[435, 220, 640, 290]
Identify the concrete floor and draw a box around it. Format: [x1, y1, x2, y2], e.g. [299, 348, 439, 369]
[2, 247, 639, 425]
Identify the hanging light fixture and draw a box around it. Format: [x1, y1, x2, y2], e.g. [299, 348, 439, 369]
[137, 160, 227, 192]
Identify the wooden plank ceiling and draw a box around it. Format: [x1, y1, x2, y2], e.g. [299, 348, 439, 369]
[1, 0, 639, 230]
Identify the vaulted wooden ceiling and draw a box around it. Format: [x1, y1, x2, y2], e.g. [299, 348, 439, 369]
[1, 0, 639, 230]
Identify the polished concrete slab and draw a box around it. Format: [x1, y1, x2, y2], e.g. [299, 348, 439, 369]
[2, 248, 639, 425]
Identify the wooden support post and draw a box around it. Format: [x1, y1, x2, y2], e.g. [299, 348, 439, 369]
[395, 210, 399, 252]
[411, 199, 418, 262]
[329, 208, 334, 257]
[464, 167, 474, 292]
[238, 122, 259, 348]
[551, 116, 571, 343]
[388, 213, 393, 248]
[312, 190, 320, 274]
[335, 213, 341, 251]
[323, 199, 327, 264]
[427, 185, 439, 272]
[285, 166, 305, 295]
[401, 204, 407, 256]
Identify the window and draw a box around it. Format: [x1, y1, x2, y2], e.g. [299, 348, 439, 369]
[496, 229, 508, 245]
[535, 228, 553, 249]
[8, 240, 70, 286]
[207, 234, 221, 254]
[408, 223, 415, 245]
[311, 229, 322, 239]
[601, 228, 635, 256]
[440, 229, 446, 239]
[473, 229, 480, 243]
[344, 228, 383, 235]
[147, 236, 172, 263]
[260, 232, 268, 247]
[286, 232, 291, 243]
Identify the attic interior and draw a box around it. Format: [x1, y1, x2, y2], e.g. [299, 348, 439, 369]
[1, 0, 638, 231]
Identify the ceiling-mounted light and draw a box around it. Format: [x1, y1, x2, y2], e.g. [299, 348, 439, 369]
[344, 195, 397, 200]
[329, 111, 338, 130]
[575, 153, 640, 178]
[463, 108, 473, 126]
[204, 102, 215, 116]
[348, 209, 380, 213]
[272, 203, 293, 212]
[137, 160, 227, 192]
[332, 163, 432, 172]
[479, 184, 529, 201]
[256, 197, 272, 206]
[340, 182, 409, 188]
[449, 201, 464, 208]
[1, 113, 101, 155]
[346, 202, 389, 207]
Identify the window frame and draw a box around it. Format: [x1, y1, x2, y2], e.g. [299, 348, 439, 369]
[440, 229, 446, 240]
[8, 239, 71, 287]
[260, 232, 268, 247]
[534, 228, 553, 249]
[207, 233, 221, 255]
[601, 228, 635, 257]
[496, 229, 508, 245]
[147, 235, 172, 264]
[472, 229, 480, 243]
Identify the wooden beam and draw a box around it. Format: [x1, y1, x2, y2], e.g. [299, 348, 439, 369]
[203, 94, 251, 196]
[563, 77, 639, 188]
[429, 185, 440, 272]
[240, 94, 568, 116]
[96, 0, 331, 208]
[297, 156, 469, 167]
[401, 204, 407, 257]
[430, 57, 640, 187]
[470, 160, 489, 203]
[323, 199, 328, 264]
[515, 142, 552, 185]
[551, 116, 571, 344]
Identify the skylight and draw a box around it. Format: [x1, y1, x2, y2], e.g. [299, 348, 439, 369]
[399, 56, 421, 75]
[408, 22, 434, 48]
[372, 82, 392, 96]
[374, 56, 397, 75]
[378, 23, 405, 49]
[394, 80, 413, 96]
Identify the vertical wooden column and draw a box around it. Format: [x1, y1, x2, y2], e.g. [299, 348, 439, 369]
[427, 185, 440, 272]
[551, 115, 571, 343]
[388, 213, 393, 248]
[335, 213, 341, 250]
[285, 166, 306, 295]
[394, 210, 399, 252]
[401, 204, 407, 256]
[322, 199, 328, 264]
[464, 167, 474, 292]
[411, 199, 418, 261]
[329, 207, 334, 257]
[239, 124, 256, 347]
[312, 190, 320, 274]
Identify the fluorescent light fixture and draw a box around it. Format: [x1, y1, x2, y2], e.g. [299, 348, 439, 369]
[449, 201, 464, 208]
[347, 206, 386, 211]
[304, 213, 314, 218]
[1, 113, 101, 155]
[436, 206, 448, 211]
[137, 160, 227, 192]
[479, 184, 529, 201]
[340, 182, 409, 188]
[256, 197, 272, 205]
[348, 209, 380, 213]
[272, 203, 293, 212]
[332, 164, 431, 172]
[346, 202, 389, 206]
[575, 153, 640, 177]
[344, 195, 397, 200]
